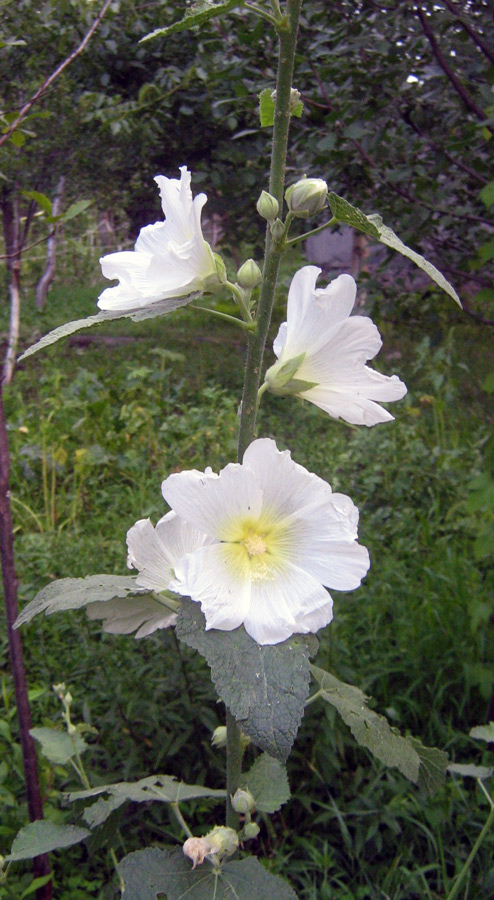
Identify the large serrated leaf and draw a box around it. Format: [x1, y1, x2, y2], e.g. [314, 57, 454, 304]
[311, 666, 448, 795]
[6, 821, 90, 861]
[328, 192, 380, 238]
[118, 847, 299, 900]
[15, 575, 149, 627]
[30, 727, 87, 765]
[243, 753, 290, 813]
[176, 599, 317, 762]
[18, 293, 199, 362]
[65, 775, 225, 828]
[328, 192, 461, 306]
[140, 0, 243, 43]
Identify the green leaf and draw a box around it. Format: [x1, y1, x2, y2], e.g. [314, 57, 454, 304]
[65, 775, 226, 828]
[470, 723, 494, 742]
[479, 179, 494, 209]
[10, 130, 27, 147]
[328, 192, 461, 306]
[20, 873, 53, 899]
[47, 199, 92, 224]
[14, 575, 149, 627]
[18, 293, 200, 362]
[30, 727, 87, 765]
[408, 737, 449, 795]
[259, 88, 275, 127]
[22, 190, 53, 215]
[448, 763, 494, 780]
[327, 193, 380, 238]
[6, 821, 90, 861]
[140, 0, 244, 43]
[176, 599, 317, 762]
[118, 847, 299, 900]
[311, 666, 448, 795]
[243, 753, 290, 813]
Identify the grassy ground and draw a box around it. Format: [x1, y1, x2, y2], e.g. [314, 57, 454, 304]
[1, 278, 494, 899]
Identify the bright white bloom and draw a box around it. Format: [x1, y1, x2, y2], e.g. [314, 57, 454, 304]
[265, 266, 407, 426]
[161, 438, 369, 646]
[97, 167, 218, 311]
[86, 512, 213, 638]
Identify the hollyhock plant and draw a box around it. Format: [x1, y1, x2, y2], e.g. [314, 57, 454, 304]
[161, 438, 369, 645]
[264, 265, 407, 426]
[97, 166, 219, 311]
[86, 512, 214, 638]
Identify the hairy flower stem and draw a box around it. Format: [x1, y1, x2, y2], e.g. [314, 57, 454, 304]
[226, 0, 303, 827]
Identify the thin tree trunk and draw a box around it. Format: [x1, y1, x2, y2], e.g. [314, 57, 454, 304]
[35, 176, 65, 310]
[4, 262, 21, 385]
[2, 187, 21, 386]
[0, 385, 52, 899]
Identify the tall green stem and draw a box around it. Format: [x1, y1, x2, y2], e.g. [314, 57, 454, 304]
[226, 0, 303, 825]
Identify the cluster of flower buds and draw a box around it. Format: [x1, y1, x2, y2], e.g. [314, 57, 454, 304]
[183, 826, 239, 868]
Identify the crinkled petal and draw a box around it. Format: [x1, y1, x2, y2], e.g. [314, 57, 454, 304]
[300, 384, 398, 425]
[171, 543, 252, 631]
[162, 464, 263, 540]
[283, 269, 357, 358]
[127, 512, 214, 591]
[245, 562, 333, 645]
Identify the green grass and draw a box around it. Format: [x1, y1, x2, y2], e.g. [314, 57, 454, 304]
[1, 281, 494, 899]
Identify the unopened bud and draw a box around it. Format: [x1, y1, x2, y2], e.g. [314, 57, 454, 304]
[205, 826, 239, 860]
[211, 726, 227, 748]
[231, 788, 255, 815]
[256, 191, 279, 224]
[242, 821, 260, 840]
[237, 259, 261, 290]
[285, 176, 328, 218]
[270, 218, 285, 242]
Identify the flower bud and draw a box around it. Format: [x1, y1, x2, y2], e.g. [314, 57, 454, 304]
[237, 259, 261, 290]
[285, 176, 328, 218]
[205, 826, 239, 860]
[211, 726, 227, 748]
[231, 788, 255, 815]
[256, 191, 279, 224]
[183, 837, 208, 869]
[242, 821, 260, 840]
[270, 218, 285, 242]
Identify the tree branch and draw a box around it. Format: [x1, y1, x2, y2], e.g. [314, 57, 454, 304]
[0, 0, 113, 149]
[414, 2, 487, 121]
[440, 0, 494, 66]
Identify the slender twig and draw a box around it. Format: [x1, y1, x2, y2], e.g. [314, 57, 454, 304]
[414, 3, 487, 121]
[0, 0, 113, 149]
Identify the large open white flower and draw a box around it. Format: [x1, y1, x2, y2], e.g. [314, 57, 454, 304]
[161, 438, 369, 645]
[97, 167, 218, 311]
[264, 265, 407, 426]
[86, 512, 213, 638]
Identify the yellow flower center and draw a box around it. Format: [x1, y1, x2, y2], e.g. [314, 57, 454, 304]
[243, 532, 267, 558]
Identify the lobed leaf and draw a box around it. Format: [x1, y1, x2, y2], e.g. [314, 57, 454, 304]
[30, 727, 87, 765]
[140, 0, 244, 43]
[176, 599, 317, 762]
[118, 847, 299, 900]
[470, 723, 494, 742]
[65, 775, 226, 828]
[448, 763, 494, 780]
[243, 753, 290, 813]
[328, 192, 461, 306]
[14, 574, 148, 627]
[6, 821, 90, 862]
[311, 666, 448, 795]
[18, 293, 199, 362]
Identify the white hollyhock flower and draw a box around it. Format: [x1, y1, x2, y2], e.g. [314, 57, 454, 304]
[161, 438, 369, 646]
[97, 167, 219, 311]
[86, 512, 213, 638]
[264, 265, 407, 426]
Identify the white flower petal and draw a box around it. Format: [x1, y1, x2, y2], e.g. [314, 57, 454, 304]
[171, 543, 252, 632]
[97, 167, 218, 311]
[127, 511, 213, 592]
[267, 265, 406, 425]
[245, 563, 333, 644]
[162, 464, 263, 541]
